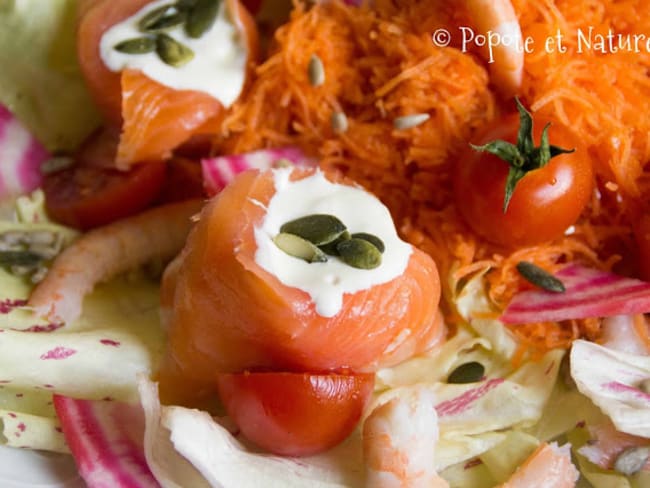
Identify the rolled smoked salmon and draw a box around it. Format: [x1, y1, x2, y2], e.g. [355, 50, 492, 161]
[76, 0, 258, 168]
[158, 167, 443, 404]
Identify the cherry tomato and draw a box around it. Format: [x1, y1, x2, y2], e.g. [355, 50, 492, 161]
[453, 112, 593, 247]
[216, 371, 375, 457]
[43, 127, 166, 230]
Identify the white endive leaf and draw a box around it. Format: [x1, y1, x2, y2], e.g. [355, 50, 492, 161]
[571, 339, 650, 438]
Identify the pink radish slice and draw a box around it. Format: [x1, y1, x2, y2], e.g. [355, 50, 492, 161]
[53, 395, 160, 488]
[0, 104, 49, 200]
[202, 147, 313, 196]
[501, 264, 650, 324]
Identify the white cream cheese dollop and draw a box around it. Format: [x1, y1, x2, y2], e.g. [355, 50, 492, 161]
[254, 168, 413, 318]
[99, 0, 247, 106]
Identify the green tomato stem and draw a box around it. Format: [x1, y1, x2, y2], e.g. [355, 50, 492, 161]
[471, 98, 575, 213]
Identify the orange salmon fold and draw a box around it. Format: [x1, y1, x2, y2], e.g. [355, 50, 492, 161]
[116, 69, 223, 168]
[77, 0, 259, 168]
[158, 168, 443, 404]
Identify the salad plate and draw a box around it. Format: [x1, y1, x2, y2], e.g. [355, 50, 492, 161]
[2, 0, 650, 486]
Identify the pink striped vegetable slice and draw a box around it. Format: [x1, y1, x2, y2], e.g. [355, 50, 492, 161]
[54, 395, 160, 488]
[0, 104, 49, 200]
[501, 264, 650, 324]
[202, 147, 313, 196]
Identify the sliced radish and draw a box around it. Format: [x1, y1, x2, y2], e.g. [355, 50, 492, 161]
[53, 395, 160, 488]
[501, 264, 650, 324]
[202, 147, 313, 196]
[0, 104, 49, 200]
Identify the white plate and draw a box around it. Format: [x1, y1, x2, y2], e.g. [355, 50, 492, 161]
[0, 445, 85, 487]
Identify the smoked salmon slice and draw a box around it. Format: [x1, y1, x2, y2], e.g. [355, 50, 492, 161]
[116, 69, 223, 168]
[157, 167, 443, 404]
[77, 0, 258, 168]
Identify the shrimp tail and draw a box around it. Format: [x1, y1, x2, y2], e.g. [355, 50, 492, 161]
[28, 199, 203, 325]
[363, 387, 449, 488]
[465, 0, 524, 96]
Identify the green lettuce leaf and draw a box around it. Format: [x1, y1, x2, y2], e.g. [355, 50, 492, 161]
[479, 430, 540, 483]
[0, 0, 100, 151]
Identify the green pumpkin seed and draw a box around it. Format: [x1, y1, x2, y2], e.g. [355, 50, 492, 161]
[138, 5, 186, 32]
[139, 4, 174, 28]
[114, 37, 156, 54]
[185, 0, 221, 38]
[516, 261, 565, 293]
[351, 233, 385, 253]
[280, 214, 347, 246]
[0, 250, 43, 268]
[308, 54, 325, 86]
[273, 233, 327, 263]
[447, 362, 485, 384]
[319, 231, 350, 256]
[156, 33, 194, 67]
[336, 238, 382, 270]
[614, 446, 650, 476]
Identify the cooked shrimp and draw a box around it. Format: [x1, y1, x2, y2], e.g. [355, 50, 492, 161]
[602, 315, 650, 356]
[362, 387, 449, 488]
[578, 421, 650, 473]
[29, 199, 203, 325]
[498, 442, 579, 488]
[464, 0, 524, 96]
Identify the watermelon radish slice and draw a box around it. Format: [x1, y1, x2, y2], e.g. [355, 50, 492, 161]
[202, 147, 313, 196]
[0, 104, 49, 201]
[501, 264, 650, 324]
[53, 395, 160, 488]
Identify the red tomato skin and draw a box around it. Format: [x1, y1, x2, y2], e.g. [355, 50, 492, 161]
[216, 372, 375, 457]
[453, 114, 593, 248]
[43, 128, 166, 230]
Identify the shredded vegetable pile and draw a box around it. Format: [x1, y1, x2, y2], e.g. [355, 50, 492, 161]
[215, 0, 650, 355]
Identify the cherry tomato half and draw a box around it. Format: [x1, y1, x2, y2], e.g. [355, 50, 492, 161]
[216, 371, 375, 457]
[453, 112, 593, 248]
[43, 127, 166, 230]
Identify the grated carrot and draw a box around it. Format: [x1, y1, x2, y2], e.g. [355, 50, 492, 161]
[215, 0, 650, 355]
